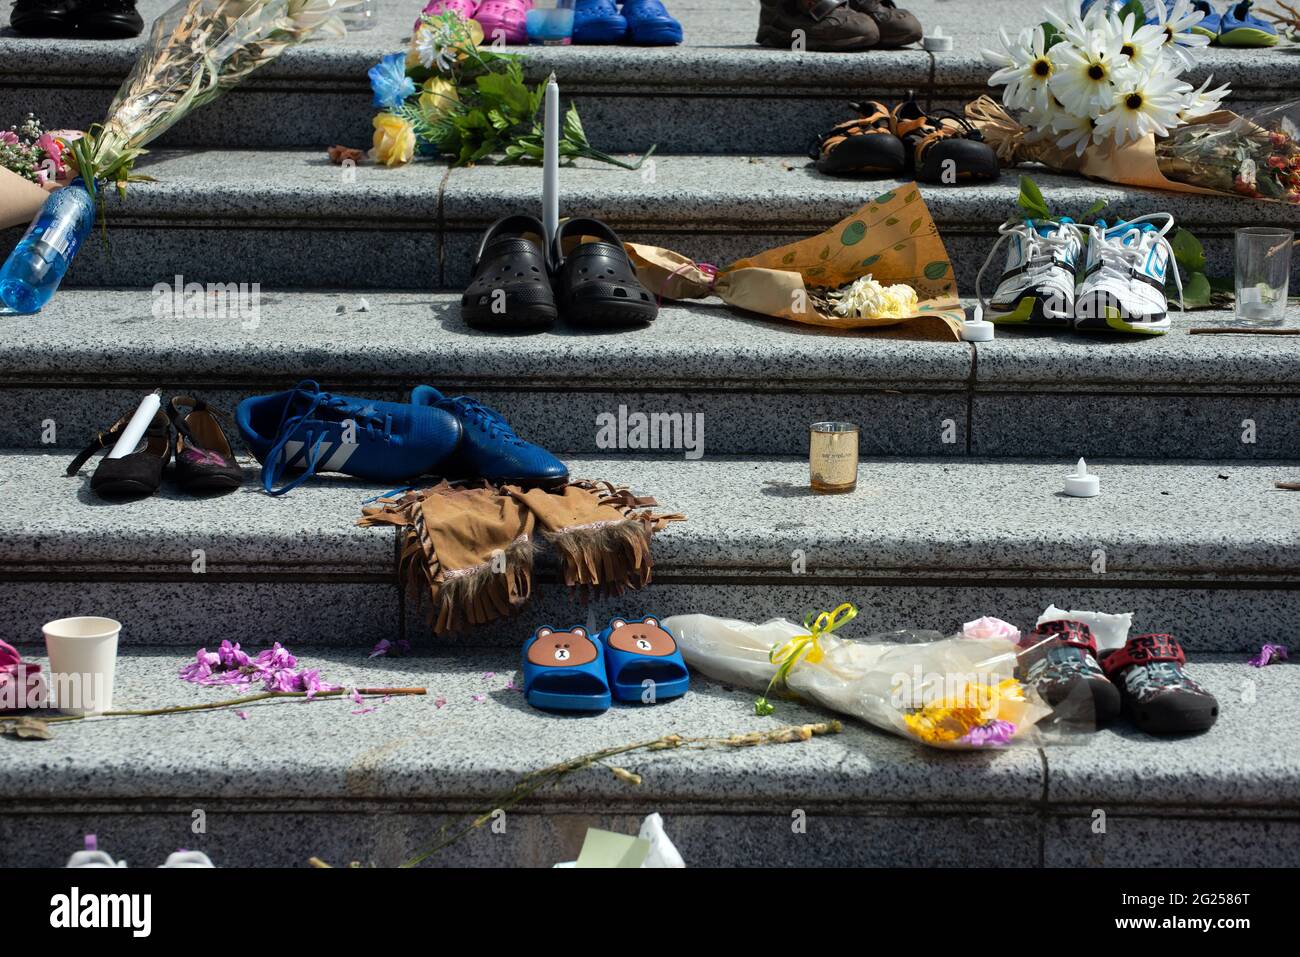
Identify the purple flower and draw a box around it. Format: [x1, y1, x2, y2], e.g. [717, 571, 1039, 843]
[235, 710, 249, 721]
[351, 689, 364, 706]
[434, 696, 447, 709]
[471, 693, 486, 703]
[179, 648, 220, 684]
[481, 671, 496, 680]
[368, 638, 412, 659]
[961, 720, 1017, 747]
[255, 643, 297, 672]
[351, 706, 377, 716]
[1247, 643, 1289, 668]
[217, 640, 251, 669]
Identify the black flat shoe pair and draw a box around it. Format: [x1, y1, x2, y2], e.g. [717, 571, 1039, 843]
[67, 395, 244, 500]
[9, 0, 143, 39]
[462, 215, 658, 332]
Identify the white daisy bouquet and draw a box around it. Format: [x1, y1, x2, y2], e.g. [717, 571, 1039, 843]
[969, 0, 1265, 198]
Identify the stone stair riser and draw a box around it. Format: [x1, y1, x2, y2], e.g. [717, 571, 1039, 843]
[3, 576, 1293, 653]
[7, 225, 1291, 297]
[2, 385, 1294, 460]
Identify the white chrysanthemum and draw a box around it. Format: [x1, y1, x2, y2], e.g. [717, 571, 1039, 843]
[829, 276, 918, 319]
[1048, 20, 1132, 117]
[1095, 68, 1191, 144]
[1112, 11, 1167, 73]
[1178, 74, 1231, 121]
[1050, 109, 1100, 156]
[984, 26, 1057, 113]
[1157, 0, 1211, 69]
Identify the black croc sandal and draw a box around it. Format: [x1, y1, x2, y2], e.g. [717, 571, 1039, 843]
[552, 218, 657, 327]
[811, 101, 906, 176]
[1102, 633, 1219, 735]
[168, 395, 245, 495]
[66, 404, 173, 500]
[461, 214, 558, 331]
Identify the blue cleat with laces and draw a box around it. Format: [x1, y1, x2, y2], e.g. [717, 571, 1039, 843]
[236, 380, 462, 496]
[410, 385, 569, 487]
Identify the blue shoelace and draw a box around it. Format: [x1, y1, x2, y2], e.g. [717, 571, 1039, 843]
[262, 380, 391, 496]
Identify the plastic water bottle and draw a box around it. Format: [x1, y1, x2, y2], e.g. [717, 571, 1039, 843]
[0, 177, 96, 314]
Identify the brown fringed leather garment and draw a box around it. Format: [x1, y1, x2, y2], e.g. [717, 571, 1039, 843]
[359, 479, 685, 634]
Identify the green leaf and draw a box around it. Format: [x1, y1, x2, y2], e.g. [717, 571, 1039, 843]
[1182, 271, 1212, 307]
[923, 261, 950, 280]
[782, 252, 796, 265]
[909, 218, 922, 234]
[1040, 21, 1063, 50]
[754, 697, 775, 717]
[861, 254, 880, 268]
[819, 245, 831, 260]
[1117, 0, 1148, 27]
[1017, 174, 1051, 221]
[875, 191, 896, 204]
[1171, 228, 1206, 273]
[1080, 198, 1108, 220]
[841, 221, 867, 245]
[885, 217, 899, 226]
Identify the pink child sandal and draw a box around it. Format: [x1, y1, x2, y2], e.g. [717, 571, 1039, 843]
[414, 0, 480, 31]
[475, 0, 533, 44]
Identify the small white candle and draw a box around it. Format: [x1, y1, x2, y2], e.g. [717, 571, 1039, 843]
[1063, 458, 1100, 497]
[960, 303, 995, 342]
[107, 390, 161, 459]
[543, 74, 560, 248]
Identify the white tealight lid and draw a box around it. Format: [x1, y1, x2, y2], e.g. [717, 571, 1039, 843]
[960, 304, 995, 341]
[923, 27, 954, 51]
[1063, 458, 1100, 497]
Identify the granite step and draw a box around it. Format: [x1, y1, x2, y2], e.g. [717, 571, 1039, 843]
[1, 0, 1289, 154]
[5, 151, 1298, 295]
[0, 646, 1293, 867]
[2, 450, 1296, 652]
[1, 289, 1297, 460]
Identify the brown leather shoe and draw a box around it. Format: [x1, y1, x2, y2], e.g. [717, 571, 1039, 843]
[757, 0, 881, 51]
[849, 0, 922, 48]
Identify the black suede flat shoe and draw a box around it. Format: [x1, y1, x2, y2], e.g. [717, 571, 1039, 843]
[552, 217, 657, 327]
[66, 405, 172, 500]
[461, 215, 559, 331]
[168, 395, 244, 494]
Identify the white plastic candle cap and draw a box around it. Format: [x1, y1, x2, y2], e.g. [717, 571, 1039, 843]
[1063, 457, 1101, 497]
[923, 27, 954, 51]
[960, 303, 995, 341]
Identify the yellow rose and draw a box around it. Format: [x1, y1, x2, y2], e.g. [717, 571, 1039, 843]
[372, 113, 415, 167]
[419, 77, 460, 124]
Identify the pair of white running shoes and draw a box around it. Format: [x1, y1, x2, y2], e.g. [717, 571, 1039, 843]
[977, 213, 1184, 335]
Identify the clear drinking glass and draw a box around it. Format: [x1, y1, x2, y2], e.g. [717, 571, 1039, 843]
[1234, 227, 1293, 325]
[527, 0, 576, 45]
[339, 0, 379, 32]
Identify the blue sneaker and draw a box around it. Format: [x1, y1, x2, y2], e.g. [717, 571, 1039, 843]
[1187, 0, 1221, 37]
[573, 0, 628, 43]
[409, 385, 569, 487]
[620, 0, 682, 45]
[1218, 0, 1278, 45]
[237, 380, 462, 496]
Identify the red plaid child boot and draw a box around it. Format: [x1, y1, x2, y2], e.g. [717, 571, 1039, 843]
[1102, 633, 1219, 735]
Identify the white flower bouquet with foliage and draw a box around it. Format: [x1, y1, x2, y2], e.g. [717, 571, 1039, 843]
[962, 0, 1293, 201]
[981, 0, 1228, 156]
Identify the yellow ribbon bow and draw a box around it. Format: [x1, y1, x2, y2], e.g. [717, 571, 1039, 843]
[755, 603, 858, 716]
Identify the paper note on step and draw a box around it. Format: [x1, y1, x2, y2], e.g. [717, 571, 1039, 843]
[574, 829, 651, 868]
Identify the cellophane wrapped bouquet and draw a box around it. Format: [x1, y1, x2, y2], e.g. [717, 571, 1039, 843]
[1156, 99, 1300, 200]
[663, 605, 1054, 750]
[969, 0, 1268, 200]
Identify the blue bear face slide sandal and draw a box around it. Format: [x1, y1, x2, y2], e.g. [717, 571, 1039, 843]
[596, 616, 690, 703]
[523, 625, 612, 713]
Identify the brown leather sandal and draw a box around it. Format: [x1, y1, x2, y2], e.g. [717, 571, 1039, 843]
[810, 101, 906, 176]
[891, 97, 1000, 184]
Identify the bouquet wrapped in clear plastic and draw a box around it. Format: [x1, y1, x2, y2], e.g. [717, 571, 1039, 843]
[1155, 100, 1300, 202]
[662, 604, 1054, 750]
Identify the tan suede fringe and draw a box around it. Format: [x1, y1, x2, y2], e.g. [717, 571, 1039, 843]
[359, 478, 685, 634]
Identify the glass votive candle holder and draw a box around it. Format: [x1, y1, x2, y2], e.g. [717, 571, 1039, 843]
[527, 0, 576, 45]
[1235, 227, 1293, 325]
[809, 422, 859, 494]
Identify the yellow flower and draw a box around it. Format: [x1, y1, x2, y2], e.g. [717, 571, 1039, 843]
[372, 113, 415, 167]
[418, 77, 459, 124]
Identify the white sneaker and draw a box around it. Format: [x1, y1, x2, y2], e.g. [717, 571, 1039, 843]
[976, 219, 1083, 328]
[160, 850, 216, 868]
[1074, 214, 1183, 335]
[66, 835, 126, 868]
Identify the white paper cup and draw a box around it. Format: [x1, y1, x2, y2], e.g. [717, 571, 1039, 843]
[42, 616, 121, 715]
